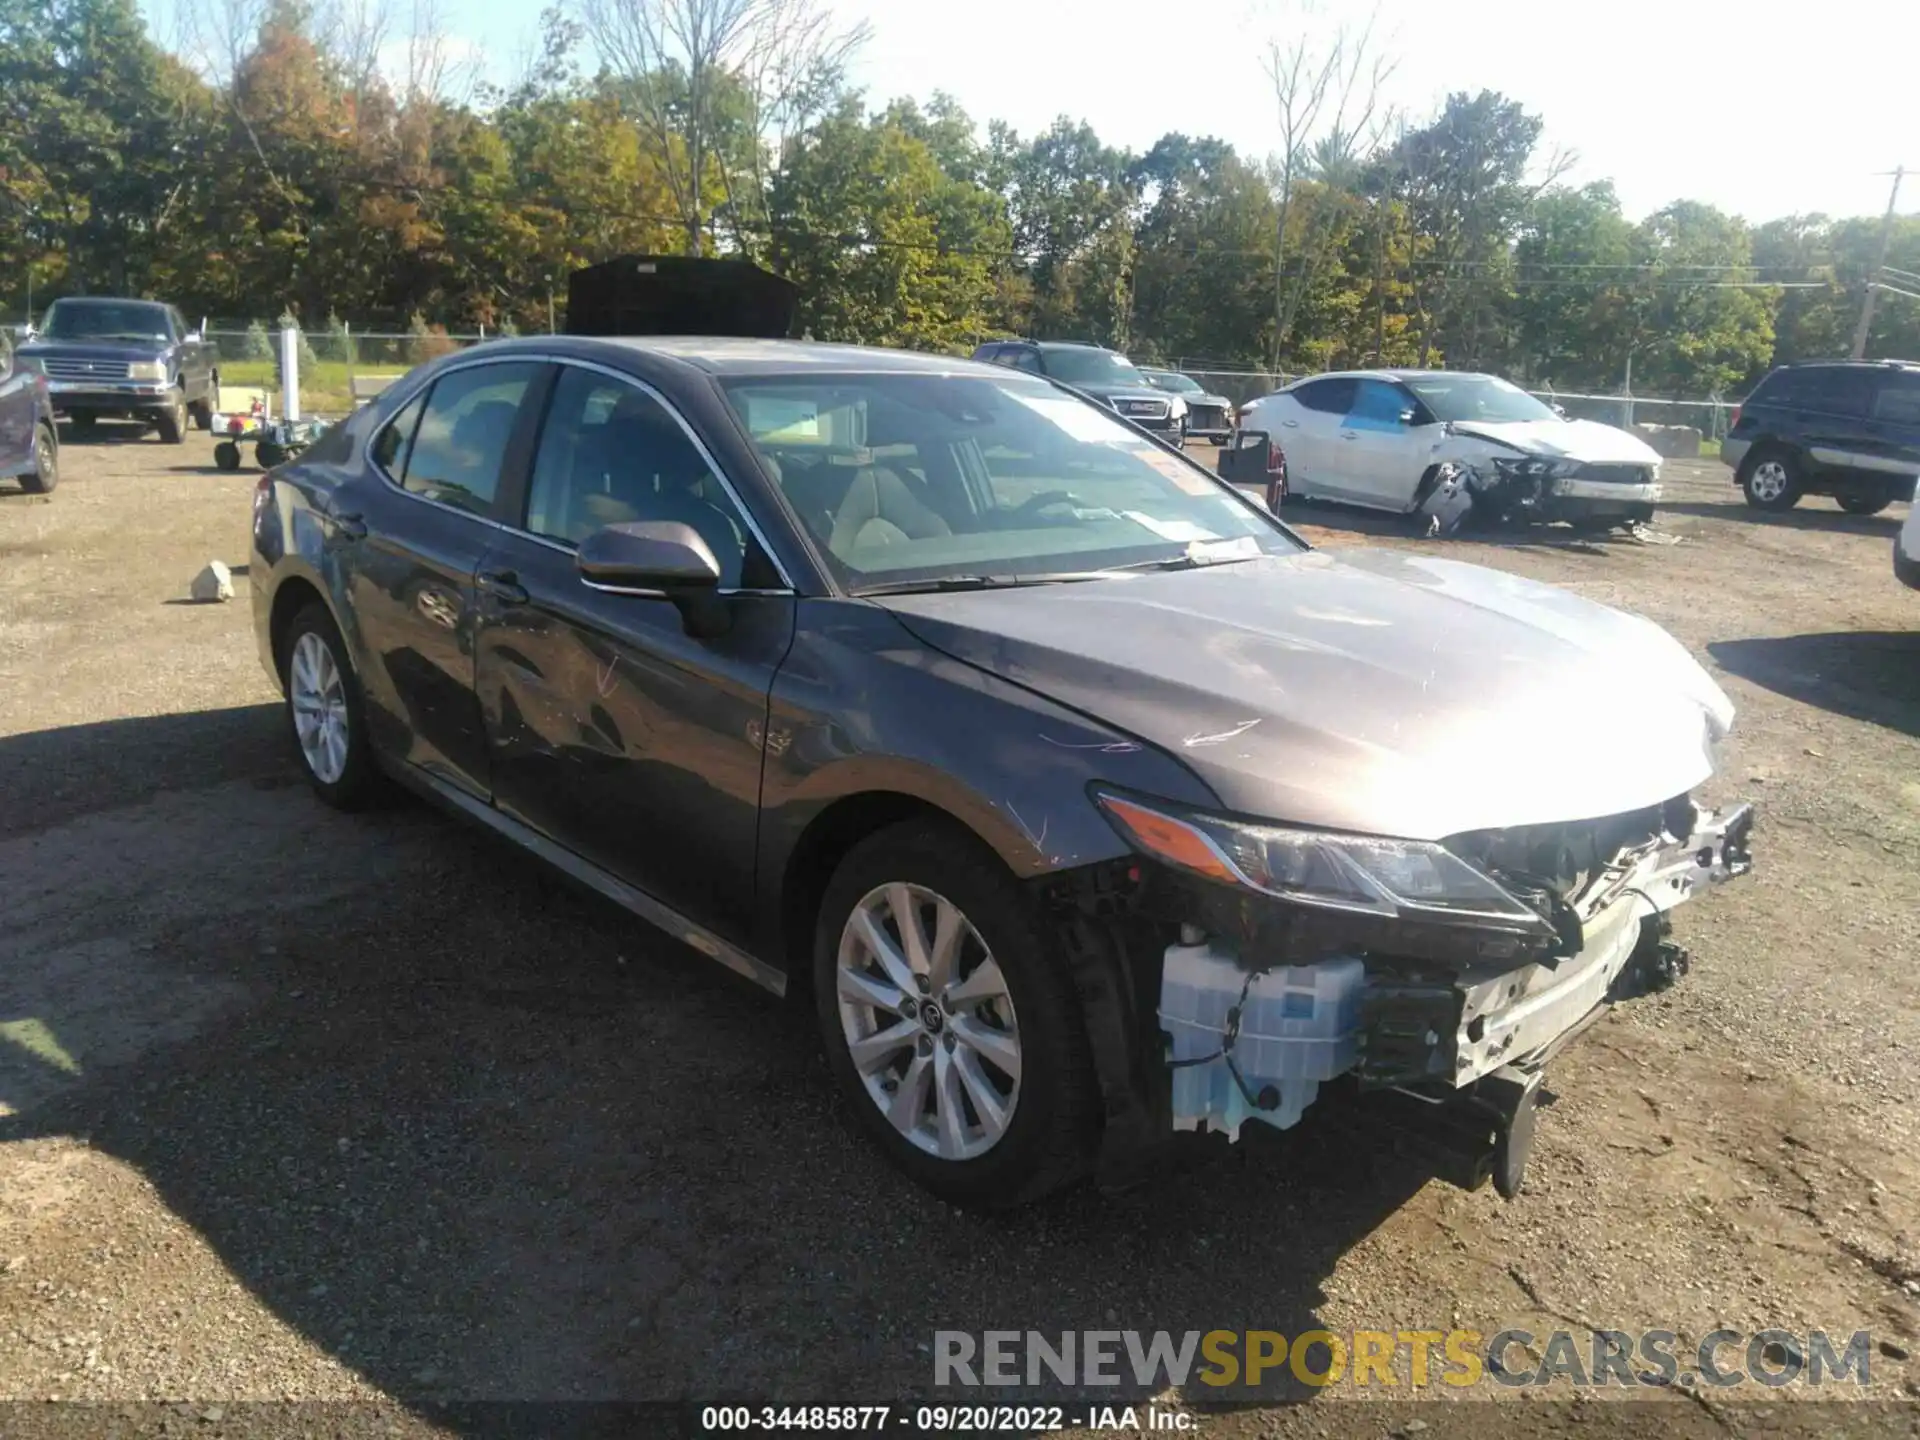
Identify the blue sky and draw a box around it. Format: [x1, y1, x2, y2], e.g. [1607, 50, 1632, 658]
[146, 0, 1920, 225]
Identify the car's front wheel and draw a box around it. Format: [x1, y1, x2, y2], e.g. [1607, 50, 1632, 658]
[20, 425, 57, 494]
[1740, 448, 1801, 510]
[281, 602, 385, 809]
[154, 390, 188, 445]
[813, 819, 1098, 1210]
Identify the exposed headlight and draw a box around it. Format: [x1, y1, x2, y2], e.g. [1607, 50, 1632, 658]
[1492, 456, 1580, 481]
[1096, 791, 1556, 936]
[128, 360, 167, 381]
[16, 355, 43, 376]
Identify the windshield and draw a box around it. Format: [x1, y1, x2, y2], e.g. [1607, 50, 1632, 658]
[1144, 370, 1205, 396]
[39, 301, 171, 343]
[723, 373, 1301, 593]
[1043, 348, 1144, 386]
[1401, 373, 1558, 425]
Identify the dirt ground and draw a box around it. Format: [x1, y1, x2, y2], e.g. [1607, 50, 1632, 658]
[1, 425, 1917, 1436]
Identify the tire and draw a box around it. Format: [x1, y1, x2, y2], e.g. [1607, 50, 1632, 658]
[154, 390, 187, 445]
[1739, 447, 1801, 511]
[280, 602, 386, 810]
[213, 440, 242, 471]
[189, 397, 214, 431]
[68, 412, 98, 437]
[19, 424, 57, 495]
[257, 440, 288, 469]
[1836, 492, 1891, 516]
[812, 819, 1098, 1210]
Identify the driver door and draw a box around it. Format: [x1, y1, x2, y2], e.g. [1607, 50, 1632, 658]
[472, 362, 796, 946]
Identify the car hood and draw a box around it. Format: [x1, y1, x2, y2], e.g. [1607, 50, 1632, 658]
[879, 549, 1733, 840]
[1449, 417, 1661, 467]
[18, 339, 169, 361]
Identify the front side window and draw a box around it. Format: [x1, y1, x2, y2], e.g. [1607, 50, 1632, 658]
[524, 367, 749, 586]
[1145, 370, 1205, 396]
[1400, 373, 1557, 425]
[399, 362, 540, 515]
[39, 300, 172, 343]
[1349, 379, 1412, 427]
[724, 372, 1300, 593]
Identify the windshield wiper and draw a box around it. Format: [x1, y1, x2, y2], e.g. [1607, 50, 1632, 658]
[1106, 547, 1263, 574]
[851, 571, 1108, 596]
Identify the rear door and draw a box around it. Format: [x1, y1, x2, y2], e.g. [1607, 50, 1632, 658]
[1281, 377, 1357, 496]
[1777, 366, 1876, 479]
[336, 358, 548, 799]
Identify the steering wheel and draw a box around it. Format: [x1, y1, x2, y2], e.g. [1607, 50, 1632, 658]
[1005, 490, 1086, 522]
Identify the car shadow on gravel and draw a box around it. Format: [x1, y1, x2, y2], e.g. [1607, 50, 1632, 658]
[1656, 500, 1907, 538]
[1709, 632, 1920, 738]
[0, 702, 289, 840]
[1278, 501, 1624, 555]
[0, 712, 1436, 1415]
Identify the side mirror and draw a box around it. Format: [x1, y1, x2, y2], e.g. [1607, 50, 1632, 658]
[576, 520, 730, 637]
[1398, 408, 1419, 426]
[19, 325, 35, 341]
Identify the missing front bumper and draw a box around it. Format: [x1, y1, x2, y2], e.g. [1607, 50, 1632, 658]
[1151, 800, 1755, 1191]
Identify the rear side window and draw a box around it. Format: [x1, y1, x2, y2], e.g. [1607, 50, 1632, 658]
[1755, 366, 1873, 417]
[1007, 349, 1043, 374]
[1293, 377, 1358, 414]
[398, 362, 541, 515]
[1871, 371, 1920, 426]
[371, 392, 426, 477]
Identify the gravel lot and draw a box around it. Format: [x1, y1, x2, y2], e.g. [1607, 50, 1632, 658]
[2, 426, 1917, 1435]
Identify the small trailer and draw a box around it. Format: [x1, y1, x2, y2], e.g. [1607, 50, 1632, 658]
[211, 404, 331, 471]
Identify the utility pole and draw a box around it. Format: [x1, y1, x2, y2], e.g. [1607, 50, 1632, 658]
[1851, 166, 1905, 359]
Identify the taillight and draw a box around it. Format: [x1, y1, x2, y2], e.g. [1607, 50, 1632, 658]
[1729, 405, 1741, 430]
[251, 473, 272, 529]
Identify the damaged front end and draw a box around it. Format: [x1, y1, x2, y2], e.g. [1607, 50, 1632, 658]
[1419, 459, 1660, 535]
[1049, 790, 1753, 1198]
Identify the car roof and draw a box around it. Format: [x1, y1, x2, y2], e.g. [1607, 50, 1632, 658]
[47, 296, 165, 307]
[1291, 369, 1498, 384]
[1772, 358, 1920, 371]
[490, 335, 1016, 378]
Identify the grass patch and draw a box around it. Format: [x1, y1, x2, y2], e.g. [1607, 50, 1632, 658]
[216, 358, 408, 418]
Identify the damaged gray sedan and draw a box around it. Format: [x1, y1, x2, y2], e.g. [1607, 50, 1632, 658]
[249, 336, 1753, 1211]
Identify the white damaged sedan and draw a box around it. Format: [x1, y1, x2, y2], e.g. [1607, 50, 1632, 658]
[1240, 369, 1664, 531]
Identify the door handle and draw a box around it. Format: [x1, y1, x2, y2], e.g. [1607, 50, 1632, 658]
[477, 569, 529, 605]
[327, 510, 368, 540]
[1340, 431, 1359, 440]
[1281, 419, 1300, 428]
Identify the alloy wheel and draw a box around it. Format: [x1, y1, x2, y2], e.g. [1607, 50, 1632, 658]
[1748, 460, 1789, 503]
[289, 631, 351, 784]
[835, 882, 1022, 1162]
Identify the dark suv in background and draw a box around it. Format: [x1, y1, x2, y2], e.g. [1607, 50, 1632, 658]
[1722, 359, 1920, 514]
[970, 340, 1184, 439]
[15, 297, 218, 443]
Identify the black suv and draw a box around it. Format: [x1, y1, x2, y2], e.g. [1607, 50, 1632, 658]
[1722, 359, 1920, 513]
[970, 340, 1183, 438]
[15, 297, 219, 443]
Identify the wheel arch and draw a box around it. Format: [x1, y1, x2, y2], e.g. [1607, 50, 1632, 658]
[267, 573, 334, 681]
[776, 789, 1012, 1002]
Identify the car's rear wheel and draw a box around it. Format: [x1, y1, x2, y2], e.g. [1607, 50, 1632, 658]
[812, 819, 1097, 1210]
[1740, 448, 1801, 510]
[20, 425, 57, 494]
[1836, 491, 1891, 516]
[67, 412, 98, 437]
[281, 603, 385, 810]
[189, 397, 214, 431]
[213, 440, 242, 471]
[154, 390, 188, 445]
